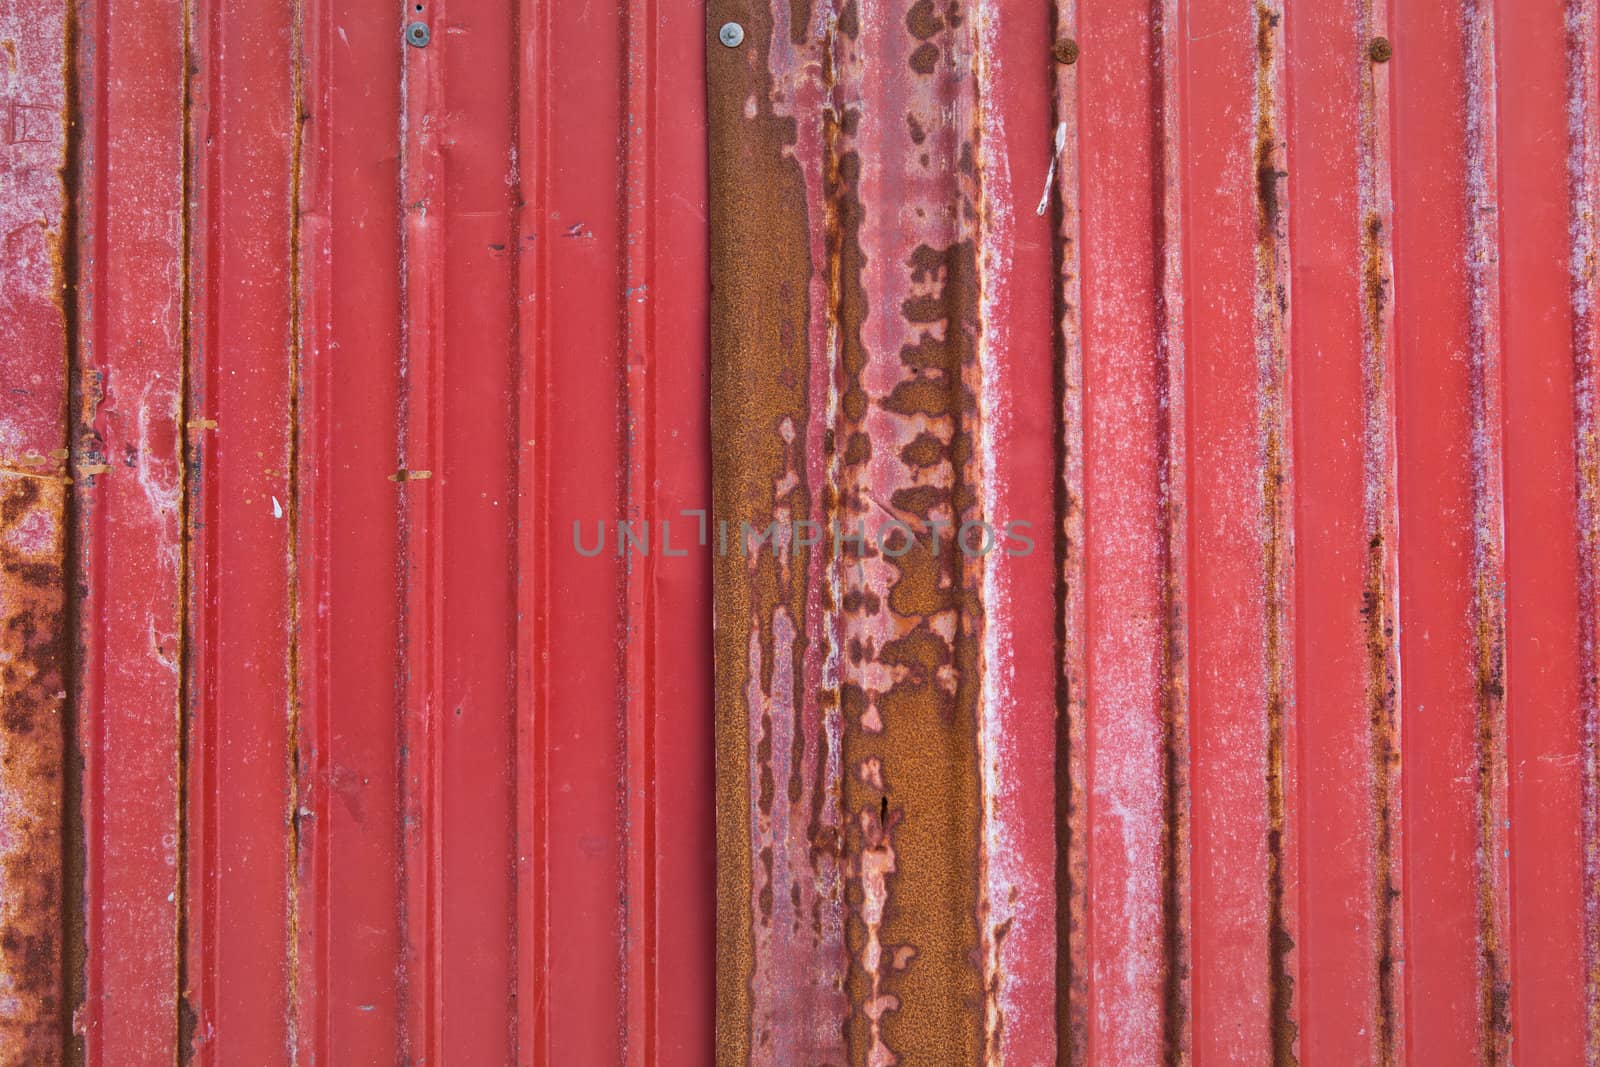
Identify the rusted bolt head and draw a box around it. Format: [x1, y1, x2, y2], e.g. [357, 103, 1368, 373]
[406, 21, 430, 47]
[1053, 38, 1079, 65]
[1369, 36, 1392, 62]
[719, 21, 745, 47]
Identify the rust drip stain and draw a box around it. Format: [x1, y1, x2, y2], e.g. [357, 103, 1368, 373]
[1569, 0, 1600, 1058]
[1048, 0, 1087, 1061]
[830, 1, 990, 1062]
[713, 0, 994, 1061]
[711, 0, 847, 1061]
[834, 239, 986, 1067]
[1151, 0, 1192, 1058]
[0, 471, 67, 1064]
[1253, 4, 1298, 1063]
[1358, 204, 1402, 1067]
[1462, 0, 1512, 1059]
[1357, 0, 1403, 1054]
[1361, 519, 1402, 1067]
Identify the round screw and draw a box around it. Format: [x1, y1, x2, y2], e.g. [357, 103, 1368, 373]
[719, 21, 745, 48]
[1369, 36, 1392, 62]
[1053, 38, 1079, 65]
[406, 21, 431, 47]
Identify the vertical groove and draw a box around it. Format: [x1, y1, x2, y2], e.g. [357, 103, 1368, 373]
[60, 0, 87, 1056]
[1153, 0, 1191, 1057]
[513, 0, 553, 1057]
[1253, 2, 1298, 1060]
[621, 0, 659, 1057]
[289, 0, 333, 1054]
[285, 0, 308, 1054]
[398, 1, 446, 1059]
[78, 0, 111, 1054]
[506, 0, 526, 1056]
[1049, 0, 1086, 1060]
[174, 0, 197, 1045]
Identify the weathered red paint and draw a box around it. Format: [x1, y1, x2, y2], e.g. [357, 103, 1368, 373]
[0, 0, 1597, 1063]
[72, 0, 186, 1059]
[182, 0, 299, 1056]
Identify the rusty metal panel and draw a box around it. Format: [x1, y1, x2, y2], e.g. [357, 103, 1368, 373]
[1, 0, 1599, 1063]
[710, 0, 1600, 1064]
[709, 3, 1060, 1064]
[0, 0, 67, 1060]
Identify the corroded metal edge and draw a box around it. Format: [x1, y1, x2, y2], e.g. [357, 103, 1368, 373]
[0, 0, 69, 1059]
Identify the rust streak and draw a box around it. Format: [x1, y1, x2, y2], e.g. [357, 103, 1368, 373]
[1358, 0, 1403, 1054]
[1048, 0, 1088, 1061]
[1253, 4, 1298, 1063]
[1151, 0, 1192, 1058]
[1568, 0, 1600, 1058]
[1462, 1, 1511, 1059]
[708, 0, 828, 1060]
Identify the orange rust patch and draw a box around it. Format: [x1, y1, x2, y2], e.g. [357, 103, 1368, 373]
[0, 472, 67, 1063]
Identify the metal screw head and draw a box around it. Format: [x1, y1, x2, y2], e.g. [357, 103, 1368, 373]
[1052, 37, 1079, 65]
[718, 21, 744, 48]
[406, 21, 431, 47]
[1369, 36, 1392, 62]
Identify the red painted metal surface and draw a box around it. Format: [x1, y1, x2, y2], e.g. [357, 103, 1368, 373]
[72, 0, 185, 1059]
[0, 0, 1598, 1063]
[64, 0, 715, 1061]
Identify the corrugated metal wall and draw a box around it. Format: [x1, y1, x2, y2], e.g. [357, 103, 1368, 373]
[711, 0, 1600, 1062]
[2, 0, 1599, 1062]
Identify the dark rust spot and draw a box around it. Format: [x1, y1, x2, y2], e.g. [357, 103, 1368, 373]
[837, 0, 858, 39]
[1053, 38, 1079, 65]
[787, 0, 811, 45]
[898, 433, 945, 470]
[1362, 214, 1389, 347]
[908, 42, 939, 75]
[905, 0, 942, 40]
[889, 485, 945, 520]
